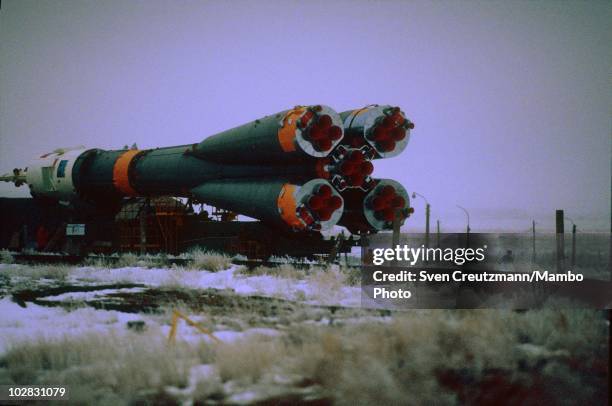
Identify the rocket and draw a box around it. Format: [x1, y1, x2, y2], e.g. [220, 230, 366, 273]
[1, 105, 414, 234]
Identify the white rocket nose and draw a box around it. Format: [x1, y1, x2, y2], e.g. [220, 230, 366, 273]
[22, 148, 88, 202]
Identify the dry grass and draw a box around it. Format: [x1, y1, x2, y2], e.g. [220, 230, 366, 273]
[115, 252, 140, 268]
[0, 249, 14, 264]
[0, 264, 71, 281]
[189, 248, 232, 272]
[240, 264, 360, 286]
[0, 307, 605, 404]
[214, 337, 285, 383]
[241, 263, 309, 279]
[203, 309, 606, 404]
[1, 330, 209, 404]
[85, 253, 175, 269]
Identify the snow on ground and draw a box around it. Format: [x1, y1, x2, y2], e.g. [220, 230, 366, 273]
[66, 264, 361, 307]
[0, 262, 361, 353]
[0, 294, 284, 354]
[0, 297, 144, 353]
[38, 287, 147, 302]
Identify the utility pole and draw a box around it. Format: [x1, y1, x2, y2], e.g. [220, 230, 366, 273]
[412, 192, 431, 251]
[457, 205, 470, 248]
[436, 219, 441, 248]
[425, 203, 431, 251]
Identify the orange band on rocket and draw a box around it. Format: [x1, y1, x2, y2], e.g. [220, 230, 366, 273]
[278, 107, 306, 153]
[112, 150, 140, 196]
[277, 184, 305, 229]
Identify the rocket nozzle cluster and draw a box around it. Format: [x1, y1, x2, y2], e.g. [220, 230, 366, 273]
[302, 184, 343, 223]
[340, 105, 414, 158]
[368, 107, 413, 153]
[369, 184, 408, 222]
[299, 109, 343, 152]
[337, 178, 413, 234]
[332, 148, 375, 189]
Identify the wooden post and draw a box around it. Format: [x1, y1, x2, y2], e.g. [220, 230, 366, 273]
[555, 210, 564, 272]
[571, 224, 576, 268]
[532, 220, 536, 264]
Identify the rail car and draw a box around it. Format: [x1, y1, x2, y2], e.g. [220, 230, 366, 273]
[0, 197, 358, 259]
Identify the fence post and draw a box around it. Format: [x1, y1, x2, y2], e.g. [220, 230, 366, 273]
[392, 209, 401, 248]
[532, 220, 536, 264]
[571, 224, 576, 268]
[555, 210, 564, 272]
[360, 233, 370, 265]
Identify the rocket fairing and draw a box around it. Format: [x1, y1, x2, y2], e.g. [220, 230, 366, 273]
[1, 105, 414, 234]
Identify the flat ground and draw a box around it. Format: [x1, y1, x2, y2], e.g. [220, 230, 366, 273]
[0, 252, 608, 405]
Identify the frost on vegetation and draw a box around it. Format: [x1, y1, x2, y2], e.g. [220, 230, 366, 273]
[0, 309, 605, 405]
[115, 253, 140, 268]
[240, 263, 360, 286]
[85, 252, 178, 269]
[0, 250, 14, 264]
[0, 264, 71, 281]
[1, 331, 204, 404]
[242, 263, 309, 280]
[188, 248, 232, 272]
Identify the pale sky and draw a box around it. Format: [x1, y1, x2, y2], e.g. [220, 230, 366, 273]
[0, 0, 610, 231]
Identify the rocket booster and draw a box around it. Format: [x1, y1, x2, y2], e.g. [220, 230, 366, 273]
[1, 104, 414, 233]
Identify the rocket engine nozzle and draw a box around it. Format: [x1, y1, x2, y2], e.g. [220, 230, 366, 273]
[365, 180, 411, 225]
[326, 145, 376, 191]
[294, 181, 344, 230]
[340, 105, 414, 158]
[338, 178, 412, 233]
[292, 106, 344, 154]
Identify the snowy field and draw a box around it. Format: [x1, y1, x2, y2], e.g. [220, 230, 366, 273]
[0, 252, 608, 405]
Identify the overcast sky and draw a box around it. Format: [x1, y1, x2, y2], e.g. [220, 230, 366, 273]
[0, 0, 610, 231]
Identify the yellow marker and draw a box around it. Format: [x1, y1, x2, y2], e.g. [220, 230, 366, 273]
[167, 310, 220, 344]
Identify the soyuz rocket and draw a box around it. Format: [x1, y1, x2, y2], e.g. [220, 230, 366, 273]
[1, 105, 414, 234]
